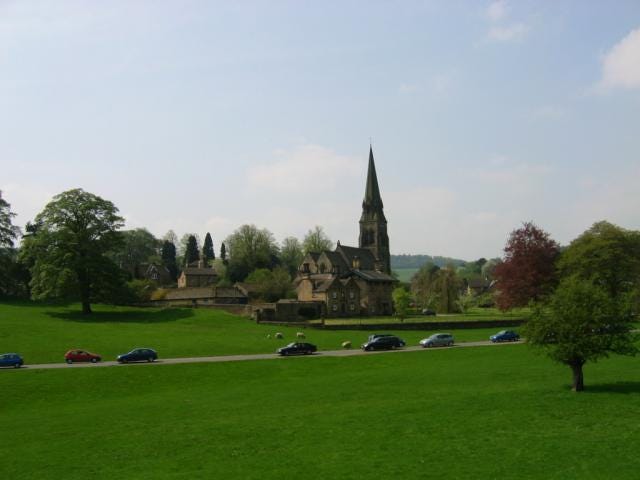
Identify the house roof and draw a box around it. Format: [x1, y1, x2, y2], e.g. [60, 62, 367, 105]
[181, 267, 218, 276]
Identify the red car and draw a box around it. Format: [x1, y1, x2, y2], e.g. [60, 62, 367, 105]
[64, 349, 102, 364]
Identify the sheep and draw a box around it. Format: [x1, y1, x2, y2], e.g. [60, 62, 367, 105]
[341, 341, 352, 349]
[296, 332, 306, 339]
[275, 332, 284, 339]
[267, 334, 271, 339]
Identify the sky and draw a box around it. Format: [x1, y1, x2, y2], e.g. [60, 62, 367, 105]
[1, 0, 640, 260]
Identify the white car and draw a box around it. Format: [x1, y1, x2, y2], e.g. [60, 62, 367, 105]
[419, 333, 454, 348]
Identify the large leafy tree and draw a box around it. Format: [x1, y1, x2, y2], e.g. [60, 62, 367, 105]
[225, 224, 279, 282]
[203, 232, 215, 263]
[410, 262, 461, 313]
[110, 228, 159, 278]
[494, 222, 560, 311]
[0, 192, 26, 297]
[245, 267, 293, 302]
[280, 236, 303, 275]
[23, 189, 125, 314]
[392, 287, 411, 321]
[525, 277, 637, 391]
[302, 225, 332, 254]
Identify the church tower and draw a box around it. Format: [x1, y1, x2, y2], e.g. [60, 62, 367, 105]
[359, 147, 390, 274]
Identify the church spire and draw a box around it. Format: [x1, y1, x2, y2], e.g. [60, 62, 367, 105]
[363, 146, 383, 210]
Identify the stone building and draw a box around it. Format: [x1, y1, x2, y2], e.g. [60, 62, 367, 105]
[177, 258, 218, 288]
[295, 147, 395, 316]
[135, 263, 172, 285]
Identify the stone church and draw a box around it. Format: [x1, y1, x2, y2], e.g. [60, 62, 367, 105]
[295, 147, 395, 316]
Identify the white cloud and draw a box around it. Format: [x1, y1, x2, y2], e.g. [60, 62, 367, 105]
[246, 144, 360, 194]
[486, 1, 508, 22]
[487, 23, 529, 42]
[599, 27, 640, 90]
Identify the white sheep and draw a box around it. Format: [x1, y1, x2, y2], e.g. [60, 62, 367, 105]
[267, 334, 271, 339]
[275, 332, 284, 339]
[296, 332, 306, 339]
[342, 341, 352, 349]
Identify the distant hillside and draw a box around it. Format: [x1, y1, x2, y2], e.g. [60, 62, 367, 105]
[391, 254, 467, 270]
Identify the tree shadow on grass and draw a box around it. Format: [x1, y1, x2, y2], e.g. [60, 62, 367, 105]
[46, 308, 195, 323]
[583, 382, 640, 395]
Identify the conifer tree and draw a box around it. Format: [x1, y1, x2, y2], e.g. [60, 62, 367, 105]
[220, 242, 227, 265]
[184, 235, 199, 266]
[161, 240, 178, 281]
[203, 232, 215, 263]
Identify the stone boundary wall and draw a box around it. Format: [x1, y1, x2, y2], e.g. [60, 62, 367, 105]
[257, 319, 526, 330]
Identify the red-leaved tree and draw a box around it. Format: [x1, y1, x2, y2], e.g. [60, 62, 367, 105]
[494, 222, 560, 311]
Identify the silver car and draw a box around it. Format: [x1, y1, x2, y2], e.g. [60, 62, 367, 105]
[419, 333, 454, 348]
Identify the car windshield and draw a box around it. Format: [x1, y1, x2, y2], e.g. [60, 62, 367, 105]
[498, 331, 507, 335]
[286, 343, 296, 347]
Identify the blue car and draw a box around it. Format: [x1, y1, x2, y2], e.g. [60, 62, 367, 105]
[490, 330, 520, 343]
[0, 353, 24, 368]
[117, 348, 158, 363]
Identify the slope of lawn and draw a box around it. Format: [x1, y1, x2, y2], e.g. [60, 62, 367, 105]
[0, 302, 508, 363]
[1, 345, 639, 479]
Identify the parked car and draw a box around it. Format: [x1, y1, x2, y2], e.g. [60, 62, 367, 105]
[117, 348, 158, 363]
[64, 349, 101, 364]
[421, 309, 436, 316]
[361, 336, 405, 351]
[277, 342, 317, 356]
[367, 333, 394, 343]
[0, 353, 23, 368]
[490, 330, 520, 343]
[419, 333, 454, 348]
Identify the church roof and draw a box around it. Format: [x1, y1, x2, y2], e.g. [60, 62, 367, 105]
[352, 269, 395, 282]
[336, 244, 377, 270]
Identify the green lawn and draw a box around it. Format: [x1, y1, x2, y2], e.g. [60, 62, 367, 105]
[321, 306, 528, 325]
[0, 302, 509, 363]
[1, 345, 639, 479]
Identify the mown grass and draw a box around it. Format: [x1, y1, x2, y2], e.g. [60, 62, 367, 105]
[322, 306, 529, 325]
[1, 345, 639, 479]
[0, 302, 509, 363]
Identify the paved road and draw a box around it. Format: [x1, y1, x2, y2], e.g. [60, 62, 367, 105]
[9, 339, 522, 371]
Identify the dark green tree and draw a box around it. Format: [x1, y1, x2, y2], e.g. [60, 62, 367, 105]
[245, 267, 293, 302]
[302, 225, 332, 254]
[220, 242, 227, 265]
[203, 232, 215, 263]
[184, 235, 200, 266]
[161, 240, 178, 281]
[0, 192, 27, 297]
[22, 189, 125, 314]
[0, 191, 20, 248]
[558, 221, 640, 299]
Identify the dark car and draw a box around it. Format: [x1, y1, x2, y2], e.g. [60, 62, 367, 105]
[117, 348, 158, 363]
[277, 342, 317, 356]
[64, 349, 101, 364]
[361, 336, 405, 351]
[490, 330, 520, 343]
[367, 333, 394, 343]
[0, 353, 23, 368]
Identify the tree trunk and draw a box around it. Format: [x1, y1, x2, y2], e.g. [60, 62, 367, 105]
[569, 361, 584, 392]
[81, 299, 92, 315]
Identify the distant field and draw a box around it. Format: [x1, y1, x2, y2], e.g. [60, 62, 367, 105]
[2, 345, 639, 479]
[393, 267, 419, 282]
[0, 302, 512, 364]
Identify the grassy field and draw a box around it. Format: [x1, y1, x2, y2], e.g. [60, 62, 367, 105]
[1, 345, 639, 479]
[321, 306, 528, 325]
[393, 267, 419, 282]
[0, 302, 511, 364]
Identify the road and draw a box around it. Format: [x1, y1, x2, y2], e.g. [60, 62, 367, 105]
[9, 339, 522, 371]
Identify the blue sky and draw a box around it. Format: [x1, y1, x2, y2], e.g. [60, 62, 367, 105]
[1, 0, 639, 259]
